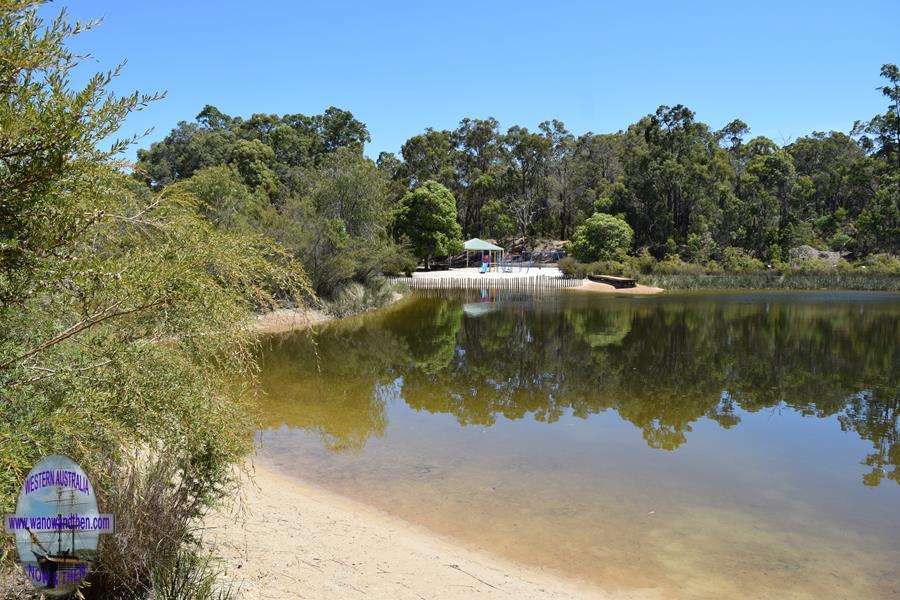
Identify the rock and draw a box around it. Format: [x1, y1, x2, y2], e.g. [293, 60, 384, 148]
[789, 245, 846, 267]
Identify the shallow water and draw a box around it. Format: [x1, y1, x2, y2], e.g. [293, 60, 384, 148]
[254, 291, 899, 599]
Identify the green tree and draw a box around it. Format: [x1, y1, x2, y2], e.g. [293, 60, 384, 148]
[856, 175, 899, 254]
[854, 64, 900, 171]
[227, 138, 279, 197]
[503, 125, 551, 246]
[0, 3, 308, 596]
[482, 198, 515, 240]
[395, 181, 463, 268]
[272, 149, 397, 296]
[453, 117, 503, 235]
[399, 128, 456, 188]
[619, 105, 725, 255]
[737, 147, 796, 256]
[169, 165, 275, 231]
[569, 212, 634, 261]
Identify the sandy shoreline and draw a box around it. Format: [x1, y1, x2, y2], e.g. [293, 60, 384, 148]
[205, 462, 655, 600]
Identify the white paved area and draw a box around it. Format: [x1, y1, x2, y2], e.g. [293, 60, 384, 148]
[411, 266, 563, 279]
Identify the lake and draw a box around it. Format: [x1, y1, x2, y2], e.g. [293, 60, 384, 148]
[254, 290, 899, 599]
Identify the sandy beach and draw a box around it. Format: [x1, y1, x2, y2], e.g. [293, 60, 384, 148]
[205, 463, 658, 600]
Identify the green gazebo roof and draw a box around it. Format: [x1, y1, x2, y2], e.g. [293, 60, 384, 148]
[463, 238, 503, 251]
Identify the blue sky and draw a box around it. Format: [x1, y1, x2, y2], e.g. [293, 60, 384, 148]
[54, 1, 899, 160]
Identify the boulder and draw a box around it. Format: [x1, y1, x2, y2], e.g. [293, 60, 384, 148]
[789, 245, 846, 267]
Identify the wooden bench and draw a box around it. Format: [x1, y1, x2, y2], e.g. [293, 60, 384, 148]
[588, 274, 636, 288]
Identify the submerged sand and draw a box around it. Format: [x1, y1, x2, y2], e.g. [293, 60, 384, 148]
[251, 307, 333, 335]
[205, 464, 656, 600]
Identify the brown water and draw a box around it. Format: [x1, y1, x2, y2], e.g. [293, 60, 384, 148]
[254, 291, 899, 599]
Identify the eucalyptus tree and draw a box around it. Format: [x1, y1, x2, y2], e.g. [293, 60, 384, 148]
[541, 120, 578, 239]
[854, 63, 900, 171]
[618, 106, 725, 254]
[399, 128, 456, 189]
[502, 125, 552, 247]
[452, 117, 503, 235]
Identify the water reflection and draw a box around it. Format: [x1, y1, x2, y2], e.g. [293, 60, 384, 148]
[257, 291, 898, 487]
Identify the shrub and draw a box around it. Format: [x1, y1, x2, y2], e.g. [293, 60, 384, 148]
[558, 256, 579, 278]
[0, 6, 310, 595]
[627, 248, 657, 275]
[654, 254, 705, 275]
[382, 246, 418, 277]
[90, 455, 236, 599]
[857, 253, 900, 275]
[705, 260, 724, 274]
[721, 247, 765, 273]
[568, 212, 634, 262]
[592, 260, 627, 276]
[790, 256, 834, 273]
[327, 277, 399, 317]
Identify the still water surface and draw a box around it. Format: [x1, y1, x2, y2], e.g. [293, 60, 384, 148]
[255, 291, 899, 599]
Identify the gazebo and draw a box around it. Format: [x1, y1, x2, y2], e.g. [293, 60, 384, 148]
[463, 238, 504, 268]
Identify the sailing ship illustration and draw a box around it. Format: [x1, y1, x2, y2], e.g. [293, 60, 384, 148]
[22, 487, 93, 592]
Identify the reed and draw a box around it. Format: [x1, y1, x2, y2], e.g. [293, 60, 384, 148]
[640, 272, 900, 291]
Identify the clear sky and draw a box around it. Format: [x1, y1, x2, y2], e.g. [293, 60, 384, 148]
[54, 0, 899, 160]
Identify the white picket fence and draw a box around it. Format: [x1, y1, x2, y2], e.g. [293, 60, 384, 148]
[391, 276, 584, 292]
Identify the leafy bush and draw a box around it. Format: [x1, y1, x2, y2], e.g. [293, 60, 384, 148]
[559, 257, 635, 279]
[382, 245, 418, 277]
[558, 256, 579, 278]
[654, 254, 706, 275]
[721, 247, 765, 273]
[704, 260, 724, 274]
[568, 212, 634, 262]
[857, 253, 900, 275]
[629, 248, 658, 274]
[789, 256, 835, 273]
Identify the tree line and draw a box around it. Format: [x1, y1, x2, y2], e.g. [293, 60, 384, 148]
[136, 64, 898, 288]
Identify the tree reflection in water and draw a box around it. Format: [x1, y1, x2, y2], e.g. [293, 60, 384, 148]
[257, 292, 898, 486]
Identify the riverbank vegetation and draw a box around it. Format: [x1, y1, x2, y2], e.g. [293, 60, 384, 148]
[558, 249, 900, 290]
[0, 3, 306, 598]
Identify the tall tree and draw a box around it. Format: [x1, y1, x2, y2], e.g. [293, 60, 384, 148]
[619, 106, 723, 254]
[395, 181, 463, 269]
[854, 64, 900, 171]
[541, 120, 578, 238]
[399, 128, 455, 189]
[453, 117, 502, 235]
[502, 125, 551, 247]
